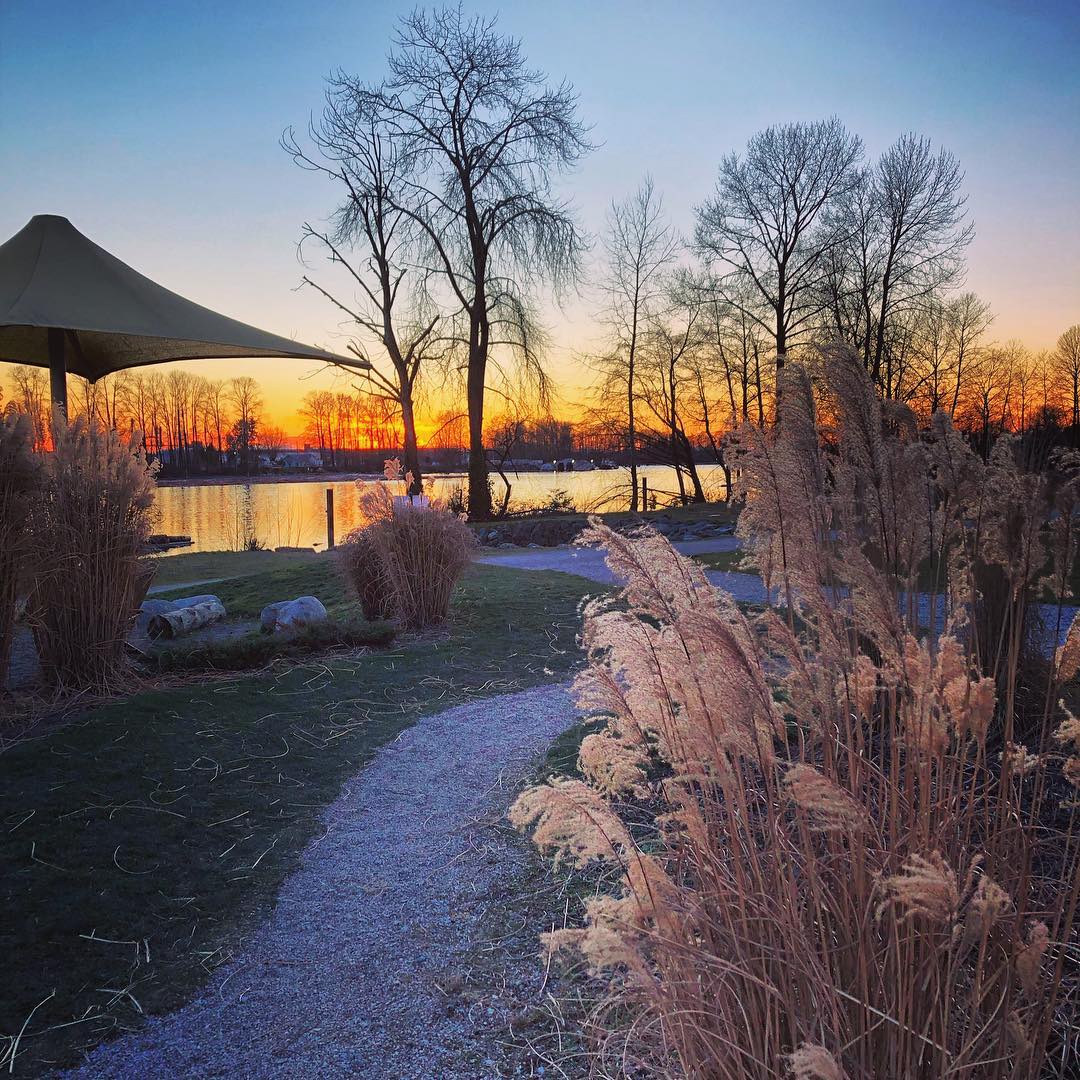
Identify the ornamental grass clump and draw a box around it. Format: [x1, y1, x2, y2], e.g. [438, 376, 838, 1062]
[337, 460, 476, 630]
[0, 412, 38, 685]
[26, 414, 156, 692]
[512, 346, 1080, 1079]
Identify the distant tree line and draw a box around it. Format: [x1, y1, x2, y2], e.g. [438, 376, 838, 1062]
[587, 118, 1080, 505]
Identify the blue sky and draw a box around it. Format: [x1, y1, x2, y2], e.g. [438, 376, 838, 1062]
[2, 0, 1078, 424]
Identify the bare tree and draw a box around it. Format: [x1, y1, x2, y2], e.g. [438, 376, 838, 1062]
[694, 118, 863, 376]
[832, 134, 973, 392]
[961, 341, 1023, 458]
[349, 7, 591, 518]
[947, 292, 994, 417]
[285, 98, 446, 494]
[869, 135, 973, 389]
[204, 378, 229, 463]
[637, 284, 707, 504]
[227, 376, 263, 474]
[9, 365, 49, 449]
[1053, 324, 1080, 435]
[485, 410, 528, 516]
[591, 177, 678, 510]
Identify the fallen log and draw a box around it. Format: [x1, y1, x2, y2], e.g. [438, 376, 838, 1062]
[147, 599, 226, 639]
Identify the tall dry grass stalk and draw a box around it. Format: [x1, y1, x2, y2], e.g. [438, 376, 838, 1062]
[0, 412, 38, 685]
[337, 460, 476, 630]
[26, 414, 156, 692]
[513, 346, 1080, 1078]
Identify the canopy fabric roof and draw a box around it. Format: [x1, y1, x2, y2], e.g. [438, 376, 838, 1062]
[0, 215, 364, 382]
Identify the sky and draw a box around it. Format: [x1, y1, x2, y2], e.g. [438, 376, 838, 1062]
[2, 0, 1078, 433]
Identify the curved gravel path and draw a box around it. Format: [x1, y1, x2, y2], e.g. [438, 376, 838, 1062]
[479, 536, 770, 604]
[65, 682, 578, 1080]
[478, 542, 1079, 649]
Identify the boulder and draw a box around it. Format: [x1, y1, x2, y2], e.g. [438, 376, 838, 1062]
[260, 596, 328, 634]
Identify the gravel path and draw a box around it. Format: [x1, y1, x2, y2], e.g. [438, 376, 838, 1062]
[477, 541, 1079, 647]
[479, 536, 769, 604]
[64, 682, 579, 1080]
[145, 577, 228, 596]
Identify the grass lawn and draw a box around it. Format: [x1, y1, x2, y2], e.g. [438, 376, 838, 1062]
[0, 563, 603, 1075]
[468, 499, 738, 537]
[691, 548, 751, 574]
[146, 547, 321, 588]
[152, 556, 347, 619]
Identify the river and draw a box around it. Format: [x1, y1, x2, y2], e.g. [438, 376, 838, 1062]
[150, 464, 728, 553]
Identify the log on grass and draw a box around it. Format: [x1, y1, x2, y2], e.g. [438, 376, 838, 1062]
[147, 599, 226, 640]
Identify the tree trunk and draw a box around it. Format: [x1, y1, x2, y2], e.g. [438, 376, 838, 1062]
[400, 385, 423, 495]
[676, 429, 706, 503]
[775, 269, 787, 374]
[628, 305, 639, 513]
[466, 334, 492, 521]
[627, 365, 638, 513]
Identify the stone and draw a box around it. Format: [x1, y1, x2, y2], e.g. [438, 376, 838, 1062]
[260, 595, 328, 633]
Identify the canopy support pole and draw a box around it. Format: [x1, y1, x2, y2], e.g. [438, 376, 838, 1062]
[48, 327, 68, 418]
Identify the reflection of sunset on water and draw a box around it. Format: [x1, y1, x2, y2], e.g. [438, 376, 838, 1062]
[150, 464, 731, 552]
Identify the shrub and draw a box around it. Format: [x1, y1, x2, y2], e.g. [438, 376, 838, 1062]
[337, 527, 395, 621]
[26, 415, 156, 692]
[337, 460, 477, 630]
[0, 412, 37, 684]
[513, 348, 1080, 1079]
[375, 502, 477, 628]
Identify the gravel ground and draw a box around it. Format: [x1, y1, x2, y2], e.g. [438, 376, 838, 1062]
[479, 537, 744, 581]
[145, 577, 228, 595]
[63, 682, 579, 1080]
[479, 537, 770, 605]
[478, 543, 1080, 647]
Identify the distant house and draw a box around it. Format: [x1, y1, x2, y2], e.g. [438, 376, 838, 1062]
[276, 450, 323, 472]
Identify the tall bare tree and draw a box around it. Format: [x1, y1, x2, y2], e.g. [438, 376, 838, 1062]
[947, 292, 994, 418]
[694, 118, 863, 376]
[285, 98, 444, 493]
[1053, 324, 1080, 434]
[227, 376, 263, 474]
[831, 134, 973, 392]
[868, 135, 973, 388]
[591, 177, 677, 510]
[349, 7, 591, 518]
[637, 284, 707, 504]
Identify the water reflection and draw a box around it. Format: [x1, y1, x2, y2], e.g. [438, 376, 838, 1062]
[151, 465, 728, 553]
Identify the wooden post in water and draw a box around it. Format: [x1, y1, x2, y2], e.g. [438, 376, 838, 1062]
[326, 487, 335, 549]
[641, 477, 648, 511]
